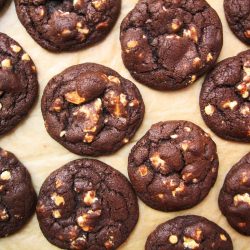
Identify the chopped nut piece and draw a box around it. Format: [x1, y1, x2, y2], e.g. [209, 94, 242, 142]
[127, 40, 138, 49]
[207, 53, 213, 62]
[1, 59, 12, 68]
[60, 131, 66, 137]
[220, 234, 227, 241]
[71, 236, 87, 249]
[222, 100, 238, 110]
[0, 170, 11, 180]
[61, 29, 71, 36]
[192, 57, 202, 68]
[123, 138, 129, 144]
[170, 134, 178, 139]
[51, 193, 65, 206]
[172, 182, 185, 197]
[205, 104, 215, 116]
[137, 165, 148, 177]
[104, 236, 114, 249]
[77, 209, 101, 231]
[21, 53, 30, 61]
[83, 133, 94, 143]
[92, 0, 106, 10]
[183, 26, 198, 43]
[184, 127, 191, 132]
[108, 75, 120, 84]
[183, 237, 199, 249]
[157, 193, 164, 199]
[0, 209, 9, 221]
[55, 179, 63, 188]
[150, 152, 166, 168]
[52, 210, 61, 218]
[171, 19, 181, 31]
[234, 193, 250, 206]
[244, 30, 250, 38]
[238, 222, 247, 228]
[169, 235, 178, 244]
[51, 98, 63, 112]
[65, 91, 86, 105]
[181, 141, 189, 151]
[129, 99, 139, 107]
[240, 105, 250, 116]
[83, 191, 98, 206]
[10, 45, 21, 53]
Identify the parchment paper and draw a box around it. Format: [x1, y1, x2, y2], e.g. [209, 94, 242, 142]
[0, 1, 249, 249]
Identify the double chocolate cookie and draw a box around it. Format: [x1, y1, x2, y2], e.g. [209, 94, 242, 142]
[145, 215, 233, 250]
[0, 33, 38, 135]
[0, 148, 37, 237]
[15, 0, 121, 52]
[0, 0, 6, 9]
[128, 121, 219, 212]
[42, 63, 144, 156]
[120, 0, 223, 90]
[219, 152, 250, 236]
[200, 50, 250, 142]
[36, 159, 139, 250]
[224, 0, 250, 45]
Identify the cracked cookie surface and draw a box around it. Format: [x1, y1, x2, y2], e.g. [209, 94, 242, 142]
[224, 0, 250, 45]
[0, 33, 38, 135]
[128, 121, 218, 212]
[145, 215, 233, 250]
[0, 148, 36, 237]
[200, 50, 250, 142]
[14, 0, 121, 52]
[120, 0, 223, 90]
[41, 63, 144, 156]
[36, 159, 139, 250]
[219, 152, 250, 236]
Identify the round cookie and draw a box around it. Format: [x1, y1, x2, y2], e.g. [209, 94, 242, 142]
[0, 148, 37, 237]
[128, 121, 219, 212]
[145, 215, 233, 250]
[219, 152, 250, 236]
[0, 33, 38, 135]
[224, 0, 250, 45]
[41, 63, 144, 156]
[14, 0, 121, 52]
[200, 50, 250, 142]
[120, 0, 223, 90]
[36, 159, 139, 250]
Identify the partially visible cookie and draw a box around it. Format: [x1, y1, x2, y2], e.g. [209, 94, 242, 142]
[224, 0, 250, 45]
[0, 33, 38, 135]
[120, 0, 223, 90]
[14, 0, 121, 52]
[128, 121, 219, 212]
[0, 0, 6, 9]
[0, 148, 36, 237]
[42, 63, 144, 156]
[36, 159, 139, 250]
[145, 215, 233, 250]
[200, 50, 250, 142]
[219, 152, 250, 236]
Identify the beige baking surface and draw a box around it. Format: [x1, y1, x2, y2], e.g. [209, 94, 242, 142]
[0, 0, 250, 249]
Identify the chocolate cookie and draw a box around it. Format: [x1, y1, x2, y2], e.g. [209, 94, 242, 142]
[145, 215, 233, 250]
[0, 148, 36, 237]
[41, 63, 144, 156]
[36, 159, 139, 250]
[120, 0, 223, 90]
[128, 121, 218, 212]
[200, 50, 250, 142]
[14, 0, 121, 52]
[224, 0, 250, 45]
[0, 33, 38, 135]
[219, 152, 250, 236]
[0, 0, 6, 9]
